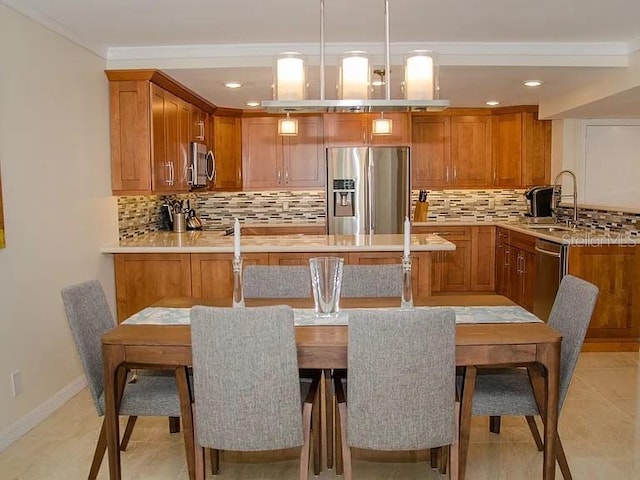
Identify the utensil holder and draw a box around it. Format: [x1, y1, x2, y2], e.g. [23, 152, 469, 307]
[173, 213, 186, 233]
[232, 257, 245, 308]
[400, 256, 414, 309]
[414, 201, 429, 222]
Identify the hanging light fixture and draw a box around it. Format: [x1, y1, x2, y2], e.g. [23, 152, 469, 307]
[404, 50, 437, 100]
[372, 112, 393, 135]
[278, 113, 298, 136]
[262, 0, 449, 113]
[339, 51, 370, 100]
[274, 52, 306, 101]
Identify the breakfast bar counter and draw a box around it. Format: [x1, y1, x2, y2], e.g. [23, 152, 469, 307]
[102, 233, 455, 321]
[100, 232, 456, 253]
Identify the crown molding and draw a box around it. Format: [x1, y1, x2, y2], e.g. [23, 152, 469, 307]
[107, 41, 629, 69]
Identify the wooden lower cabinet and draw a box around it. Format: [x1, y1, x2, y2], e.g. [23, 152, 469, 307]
[191, 253, 269, 298]
[500, 231, 536, 312]
[114, 250, 435, 319]
[413, 226, 494, 294]
[114, 253, 192, 322]
[568, 245, 640, 350]
[495, 228, 511, 297]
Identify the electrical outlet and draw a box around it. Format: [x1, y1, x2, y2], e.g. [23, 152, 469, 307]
[11, 370, 23, 397]
[443, 199, 451, 210]
[488, 198, 495, 210]
[282, 201, 289, 212]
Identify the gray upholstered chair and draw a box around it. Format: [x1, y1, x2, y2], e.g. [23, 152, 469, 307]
[340, 264, 402, 297]
[190, 305, 321, 480]
[460, 275, 599, 480]
[61, 280, 182, 480]
[334, 308, 459, 479]
[243, 265, 312, 298]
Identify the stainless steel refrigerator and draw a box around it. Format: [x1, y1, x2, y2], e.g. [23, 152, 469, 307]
[326, 147, 410, 235]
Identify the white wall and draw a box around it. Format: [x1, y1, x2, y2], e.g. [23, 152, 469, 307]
[0, 5, 118, 440]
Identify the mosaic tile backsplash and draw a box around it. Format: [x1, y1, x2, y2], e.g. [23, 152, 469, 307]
[117, 189, 639, 239]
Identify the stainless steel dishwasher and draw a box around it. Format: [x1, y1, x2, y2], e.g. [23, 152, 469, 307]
[533, 239, 568, 321]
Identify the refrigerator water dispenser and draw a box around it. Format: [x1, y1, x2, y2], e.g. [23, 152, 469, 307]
[332, 179, 356, 217]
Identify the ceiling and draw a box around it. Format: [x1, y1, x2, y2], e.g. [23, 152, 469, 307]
[5, 0, 640, 117]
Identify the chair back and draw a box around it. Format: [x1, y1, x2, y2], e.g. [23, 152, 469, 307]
[341, 264, 402, 297]
[61, 280, 115, 415]
[548, 274, 598, 409]
[243, 265, 311, 298]
[347, 308, 456, 450]
[191, 305, 304, 451]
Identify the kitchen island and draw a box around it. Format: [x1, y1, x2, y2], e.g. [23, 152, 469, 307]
[101, 232, 455, 321]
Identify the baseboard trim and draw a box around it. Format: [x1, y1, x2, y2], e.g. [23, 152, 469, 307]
[0, 375, 87, 453]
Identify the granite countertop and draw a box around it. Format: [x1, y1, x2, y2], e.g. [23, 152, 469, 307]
[101, 232, 456, 254]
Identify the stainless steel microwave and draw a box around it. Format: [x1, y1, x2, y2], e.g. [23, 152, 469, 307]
[189, 142, 215, 188]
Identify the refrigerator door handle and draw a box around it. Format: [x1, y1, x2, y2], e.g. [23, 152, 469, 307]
[368, 155, 375, 234]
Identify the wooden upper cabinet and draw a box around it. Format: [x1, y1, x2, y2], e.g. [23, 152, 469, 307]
[150, 85, 189, 192]
[109, 80, 152, 192]
[411, 116, 451, 188]
[492, 112, 523, 187]
[523, 112, 551, 186]
[451, 116, 492, 187]
[324, 113, 409, 147]
[213, 114, 242, 190]
[190, 105, 208, 146]
[284, 116, 325, 187]
[106, 70, 217, 194]
[243, 116, 324, 189]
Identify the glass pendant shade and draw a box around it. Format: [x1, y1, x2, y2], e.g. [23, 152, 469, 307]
[278, 114, 298, 136]
[339, 51, 370, 100]
[275, 52, 306, 101]
[372, 115, 393, 135]
[404, 50, 438, 100]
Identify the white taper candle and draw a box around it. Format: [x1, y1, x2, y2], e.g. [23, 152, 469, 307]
[403, 216, 411, 258]
[234, 218, 241, 259]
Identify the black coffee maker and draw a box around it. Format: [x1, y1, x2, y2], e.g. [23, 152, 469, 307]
[524, 186, 554, 217]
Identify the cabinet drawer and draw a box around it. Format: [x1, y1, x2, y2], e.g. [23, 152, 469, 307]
[414, 226, 471, 241]
[508, 230, 536, 253]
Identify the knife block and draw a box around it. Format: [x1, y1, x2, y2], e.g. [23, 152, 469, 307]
[414, 201, 429, 222]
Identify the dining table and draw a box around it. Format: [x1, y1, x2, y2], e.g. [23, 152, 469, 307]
[101, 297, 562, 480]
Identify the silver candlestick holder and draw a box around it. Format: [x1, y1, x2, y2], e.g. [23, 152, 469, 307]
[232, 256, 245, 308]
[400, 255, 414, 309]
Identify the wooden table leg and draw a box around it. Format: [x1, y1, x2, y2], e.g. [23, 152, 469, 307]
[324, 369, 334, 470]
[175, 367, 196, 480]
[537, 342, 561, 480]
[458, 366, 477, 480]
[102, 344, 126, 480]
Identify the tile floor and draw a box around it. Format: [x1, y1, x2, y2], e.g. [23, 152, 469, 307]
[0, 352, 638, 479]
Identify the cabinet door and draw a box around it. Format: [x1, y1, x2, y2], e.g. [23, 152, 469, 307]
[509, 248, 524, 306]
[151, 85, 170, 191]
[521, 250, 536, 312]
[495, 229, 511, 297]
[411, 116, 451, 188]
[213, 115, 242, 190]
[370, 113, 410, 146]
[471, 226, 495, 291]
[492, 113, 523, 187]
[191, 253, 269, 298]
[114, 253, 192, 322]
[284, 116, 325, 188]
[109, 80, 152, 192]
[324, 114, 368, 146]
[441, 240, 472, 292]
[242, 117, 283, 188]
[268, 252, 336, 266]
[191, 106, 207, 144]
[176, 99, 192, 190]
[523, 112, 551, 186]
[452, 116, 492, 187]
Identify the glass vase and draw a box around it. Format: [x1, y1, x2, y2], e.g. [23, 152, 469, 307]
[401, 256, 414, 309]
[232, 257, 245, 308]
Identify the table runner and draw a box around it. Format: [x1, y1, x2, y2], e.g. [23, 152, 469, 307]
[123, 305, 541, 326]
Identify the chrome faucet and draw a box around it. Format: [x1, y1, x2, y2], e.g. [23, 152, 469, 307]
[551, 170, 578, 227]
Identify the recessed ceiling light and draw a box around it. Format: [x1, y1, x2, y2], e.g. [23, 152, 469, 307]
[224, 81, 243, 89]
[523, 80, 543, 87]
[486, 100, 500, 106]
[246, 101, 260, 107]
